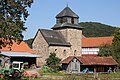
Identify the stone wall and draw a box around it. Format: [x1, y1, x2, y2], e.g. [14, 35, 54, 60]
[32, 30, 49, 66]
[56, 28, 82, 56]
[48, 46, 72, 60]
[67, 28, 82, 56]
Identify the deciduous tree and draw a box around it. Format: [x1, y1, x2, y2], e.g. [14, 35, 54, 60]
[98, 28, 120, 66]
[0, 0, 33, 48]
[98, 44, 112, 56]
[112, 28, 120, 66]
[46, 53, 61, 72]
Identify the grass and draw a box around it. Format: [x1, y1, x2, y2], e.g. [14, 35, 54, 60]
[21, 72, 120, 80]
[1, 71, 120, 80]
[1, 72, 120, 80]
[42, 71, 65, 76]
[98, 72, 120, 79]
[47, 72, 120, 80]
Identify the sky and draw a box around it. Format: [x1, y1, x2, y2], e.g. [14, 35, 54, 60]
[23, 0, 120, 40]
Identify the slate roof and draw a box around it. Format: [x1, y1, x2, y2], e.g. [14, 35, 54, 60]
[62, 56, 118, 65]
[39, 29, 71, 46]
[82, 36, 113, 47]
[52, 23, 83, 29]
[56, 6, 79, 18]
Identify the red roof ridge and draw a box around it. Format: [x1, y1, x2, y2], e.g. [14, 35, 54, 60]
[82, 54, 97, 56]
[82, 36, 113, 39]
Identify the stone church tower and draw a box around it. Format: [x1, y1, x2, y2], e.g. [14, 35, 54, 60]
[32, 6, 83, 66]
[52, 6, 83, 56]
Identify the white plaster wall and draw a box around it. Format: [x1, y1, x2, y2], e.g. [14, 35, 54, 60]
[82, 48, 99, 54]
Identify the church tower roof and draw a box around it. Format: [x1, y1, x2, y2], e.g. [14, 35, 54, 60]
[56, 6, 79, 18]
[52, 6, 82, 30]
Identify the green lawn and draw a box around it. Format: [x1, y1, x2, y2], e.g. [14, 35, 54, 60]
[21, 72, 120, 80]
[1, 72, 120, 80]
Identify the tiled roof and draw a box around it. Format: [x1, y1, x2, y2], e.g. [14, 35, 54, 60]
[0, 41, 33, 53]
[62, 56, 117, 65]
[82, 36, 113, 47]
[62, 56, 74, 64]
[81, 54, 97, 57]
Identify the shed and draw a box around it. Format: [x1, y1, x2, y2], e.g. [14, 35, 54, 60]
[62, 56, 118, 73]
[0, 51, 40, 67]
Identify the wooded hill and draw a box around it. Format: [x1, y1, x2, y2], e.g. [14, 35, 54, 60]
[25, 22, 118, 48]
[80, 22, 117, 37]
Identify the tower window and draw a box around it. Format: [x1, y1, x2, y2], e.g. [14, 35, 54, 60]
[71, 18, 74, 24]
[60, 18, 63, 23]
[63, 17, 67, 23]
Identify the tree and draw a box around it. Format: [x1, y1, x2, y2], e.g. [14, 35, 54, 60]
[24, 38, 33, 48]
[98, 28, 120, 66]
[0, 0, 33, 48]
[98, 44, 112, 57]
[46, 53, 61, 72]
[112, 28, 120, 47]
[112, 28, 120, 66]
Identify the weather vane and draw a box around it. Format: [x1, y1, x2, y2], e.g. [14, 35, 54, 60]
[66, 2, 69, 7]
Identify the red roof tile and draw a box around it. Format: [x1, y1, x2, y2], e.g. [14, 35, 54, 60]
[82, 54, 97, 57]
[82, 36, 113, 47]
[0, 41, 33, 53]
[62, 56, 118, 65]
[62, 56, 74, 64]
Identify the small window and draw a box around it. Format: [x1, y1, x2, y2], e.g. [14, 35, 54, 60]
[55, 49, 57, 51]
[74, 50, 76, 52]
[13, 64, 19, 68]
[63, 49, 66, 54]
[74, 50, 77, 55]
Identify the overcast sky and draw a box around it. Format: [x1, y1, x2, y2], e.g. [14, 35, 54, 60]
[23, 0, 120, 40]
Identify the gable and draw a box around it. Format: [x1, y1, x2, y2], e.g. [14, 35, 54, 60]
[62, 56, 81, 64]
[32, 29, 49, 50]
